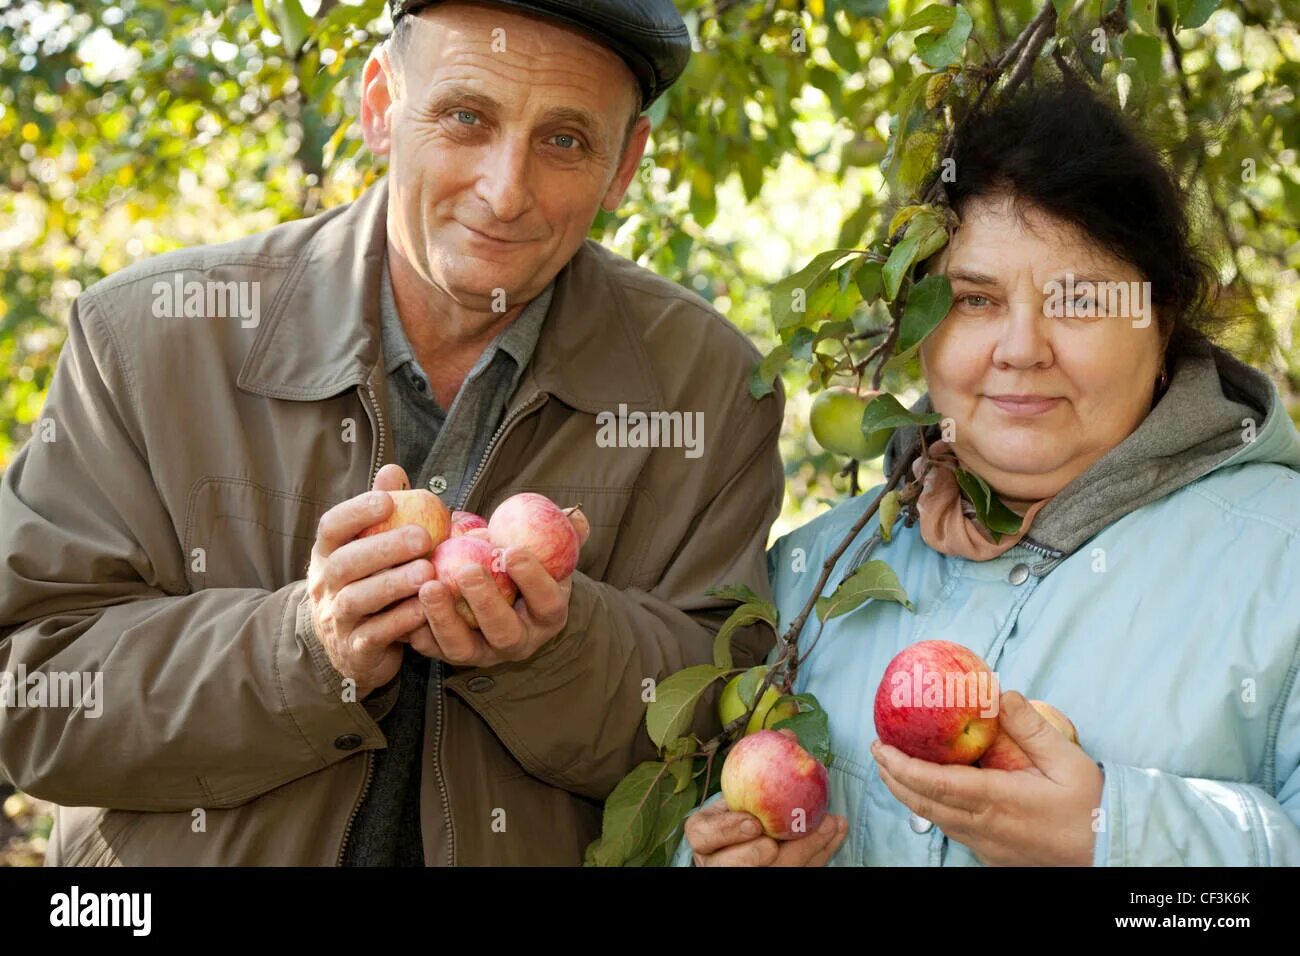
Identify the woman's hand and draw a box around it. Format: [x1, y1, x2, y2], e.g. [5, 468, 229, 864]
[871, 691, 1104, 866]
[685, 799, 849, 866]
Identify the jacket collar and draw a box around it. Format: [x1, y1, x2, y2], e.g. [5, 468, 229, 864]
[238, 178, 660, 412]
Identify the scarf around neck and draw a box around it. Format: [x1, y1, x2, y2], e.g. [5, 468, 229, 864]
[911, 439, 1051, 561]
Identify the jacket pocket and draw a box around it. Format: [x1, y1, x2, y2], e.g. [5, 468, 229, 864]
[183, 478, 333, 592]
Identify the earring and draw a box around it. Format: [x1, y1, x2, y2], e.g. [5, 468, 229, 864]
[1156, 365, 1169, 391]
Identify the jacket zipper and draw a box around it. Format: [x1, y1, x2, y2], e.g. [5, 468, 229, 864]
[455, 392, 547, 511]
[427, 390, 547, 867]
[1017, 536, 1064, 559]
[365, 382, 387, 488]
[336, 382, 386, 866]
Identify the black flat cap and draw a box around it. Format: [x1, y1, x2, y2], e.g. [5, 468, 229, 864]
[388, 0, 691, 106]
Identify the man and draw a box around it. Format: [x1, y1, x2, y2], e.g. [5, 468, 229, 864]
[0, 0, 783, 866]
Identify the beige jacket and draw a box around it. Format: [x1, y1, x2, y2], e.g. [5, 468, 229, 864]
[0, 179, 783, 865]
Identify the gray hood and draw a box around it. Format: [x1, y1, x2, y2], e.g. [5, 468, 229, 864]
[883, 339, 1300, 571]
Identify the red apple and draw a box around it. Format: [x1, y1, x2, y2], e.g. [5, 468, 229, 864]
[432, 536, 517, 630]
[487, 492, 583, 580]
[721, 730, 830, 841]
[977, 700, 1080, 771]
[358, 489, 451, 556]
[873, 640, 1001, 764]
[450, 510, 488, 538]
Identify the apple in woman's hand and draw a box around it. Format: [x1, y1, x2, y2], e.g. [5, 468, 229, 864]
[721, 729, 830, 840]
[977, 700, 1080, 771]
[873, 640, 1001, 764]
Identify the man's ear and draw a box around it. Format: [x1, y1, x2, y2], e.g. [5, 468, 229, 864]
[360, 48, 397, 157]
[601, 115, 653, 212]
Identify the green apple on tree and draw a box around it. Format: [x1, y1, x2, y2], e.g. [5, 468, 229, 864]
[810, 387, 894, 461]
[718, 666, 800, 736]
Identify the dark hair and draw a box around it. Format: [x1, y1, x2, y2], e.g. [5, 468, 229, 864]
[933, 78, 1221, 369]
[385, 13, 643, 153]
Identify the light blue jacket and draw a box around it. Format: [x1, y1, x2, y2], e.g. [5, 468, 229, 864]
[675, 354, 1300, 866]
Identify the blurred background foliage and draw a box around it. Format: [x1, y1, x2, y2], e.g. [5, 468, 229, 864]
[1, 0, 1300, 859]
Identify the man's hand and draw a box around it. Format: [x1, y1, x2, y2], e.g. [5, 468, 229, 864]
[410, 547, 570, 668]
[306, 465, 435, 698]
[407, 508, 590, 668]
[685, 798, 849, 867]
[871, 691, 1104, 866]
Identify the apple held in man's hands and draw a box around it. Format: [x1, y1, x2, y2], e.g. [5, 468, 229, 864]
[721, 730, 830, 841]
[809, 387, 894, 461]
[359, 489, 451, 555]
[431, 536, 518, 630]
[873, 640, 1001, 764]
[718, 666, 799, 735]
[977, 699, 1080, 771]
[486, 492, 585, 580]
[449, 510, 488, 538]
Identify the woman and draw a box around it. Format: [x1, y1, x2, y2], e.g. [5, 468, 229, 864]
[678, 80, 1300, 866]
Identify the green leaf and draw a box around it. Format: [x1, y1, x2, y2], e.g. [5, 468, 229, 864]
[1130, 0, 1159, 33]
[771, 250, 863, 332]
[273, 0, 313, 55]
[896, 130, 943, 197]
[706, 583, 764, 605]
[882, 73, 934, 179]
[734, 666, 767, 709]
[589, 761, 668, 866]
[646, 664, 728, 749]
[897, 274, 953, 353]
[879, 490, 901, 543]
[825, 20, 862, 73]
[914, 5, 973, 69]
[882, 207, 947, 300]
[854, 260, 883, 303]
[665, 736, 698, 794]
[252, 0, 278, 35]
[953, 468, 1025, 540]
[625, 778, 699, 866]
[711, 601, 778, 670]
[901, 4, 956, 32]
[1176, 0, 1218, 28]
[1123, 32, 1163, 82]
[770, 693, 833, 764]
[861, 393, 943, 435]
[1051, 0, 1074, 14]
[749, 343, 791, 400]
[815, 559, 914, 620]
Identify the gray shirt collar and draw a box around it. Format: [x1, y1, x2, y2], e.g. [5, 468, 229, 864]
[379, 257, 552, 388]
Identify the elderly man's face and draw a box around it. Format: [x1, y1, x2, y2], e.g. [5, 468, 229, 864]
[361, 1, 648, 311]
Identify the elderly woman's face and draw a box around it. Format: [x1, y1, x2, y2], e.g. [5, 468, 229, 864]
[919, 194, 1164, 504]
[361, 2, 645, 311]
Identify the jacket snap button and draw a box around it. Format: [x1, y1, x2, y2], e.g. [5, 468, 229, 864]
[429, 475, 448, 495]
[1008, 563, 1030, 585]
[334, 733, 363, 751]
[908, 812, 934, 834]
[466, 676, 495, 693]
